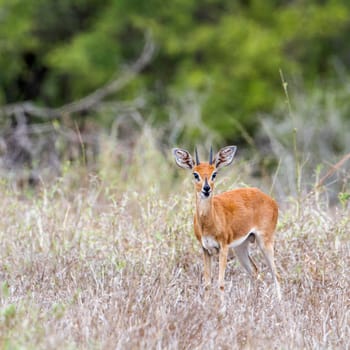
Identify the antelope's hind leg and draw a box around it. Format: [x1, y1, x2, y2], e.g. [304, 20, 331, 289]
[256, 234, 282, 300]
[233, 237, 258, 279]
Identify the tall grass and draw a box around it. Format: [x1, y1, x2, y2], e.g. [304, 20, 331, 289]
[0, 127, 349, 349]
[261, 84, 350, 202]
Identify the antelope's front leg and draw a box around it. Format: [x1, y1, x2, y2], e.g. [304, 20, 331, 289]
[218, 245, 228, 290]
[202, 248, 212, 287]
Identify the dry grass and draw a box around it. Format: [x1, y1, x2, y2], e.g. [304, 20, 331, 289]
[0, 136, 349, 349]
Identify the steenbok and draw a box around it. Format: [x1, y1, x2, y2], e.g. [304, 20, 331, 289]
[173, 146, 281, 300]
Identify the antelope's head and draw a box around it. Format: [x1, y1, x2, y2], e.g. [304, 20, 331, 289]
[173, 146, 237, 199]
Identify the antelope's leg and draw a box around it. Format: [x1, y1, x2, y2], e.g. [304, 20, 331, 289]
[234, 241, 258, 278]
[202, 248, 212, 287]
[218, 245, 228, 290]
[256, 236, 282, 300]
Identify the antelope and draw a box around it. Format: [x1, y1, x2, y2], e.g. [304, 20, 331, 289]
[173, 146, 281, 300]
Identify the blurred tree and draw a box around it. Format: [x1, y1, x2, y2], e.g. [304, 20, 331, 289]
[1, 0, 350, 142]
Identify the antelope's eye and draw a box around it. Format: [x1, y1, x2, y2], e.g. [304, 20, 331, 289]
[211, 172, 217, 181]
[193, 172, 200, 181]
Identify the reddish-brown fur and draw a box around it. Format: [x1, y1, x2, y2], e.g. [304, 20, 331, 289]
[193, 183, 278, 247]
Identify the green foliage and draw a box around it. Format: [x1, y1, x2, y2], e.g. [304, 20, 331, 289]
[1, 0, 350, 140]
[338, 192, 350, 209]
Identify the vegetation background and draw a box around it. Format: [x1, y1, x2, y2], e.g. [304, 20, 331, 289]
[0, 0, 349, 349]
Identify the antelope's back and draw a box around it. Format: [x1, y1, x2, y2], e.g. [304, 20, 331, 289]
[213, 187, 278, 233]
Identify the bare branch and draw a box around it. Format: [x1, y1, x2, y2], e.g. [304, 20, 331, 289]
[315, 152, 350, 189]
[0, 32, 155, 119]
[57, 32, 155, 115]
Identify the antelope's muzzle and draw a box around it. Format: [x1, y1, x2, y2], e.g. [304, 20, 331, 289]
[202, 178, 211, 198]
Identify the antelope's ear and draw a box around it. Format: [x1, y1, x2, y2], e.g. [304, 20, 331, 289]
[172, 148, 194, 170]
[214, 145, 237, 170]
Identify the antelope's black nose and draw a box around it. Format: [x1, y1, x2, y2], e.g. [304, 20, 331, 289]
[203, 178, 211, 195]
[203, 183, 210, 193]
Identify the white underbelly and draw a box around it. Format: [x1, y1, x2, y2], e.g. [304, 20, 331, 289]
[202, 229, 255, 252]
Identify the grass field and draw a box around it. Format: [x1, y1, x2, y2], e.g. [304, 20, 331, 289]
[0, 134, 349, 349]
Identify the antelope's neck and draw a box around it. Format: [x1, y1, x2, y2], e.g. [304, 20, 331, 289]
[195, 195, 215, 229]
